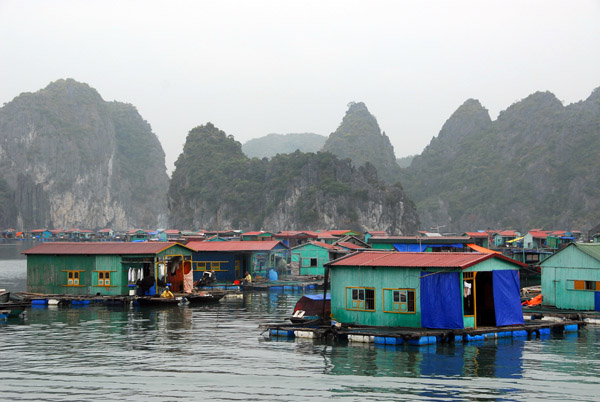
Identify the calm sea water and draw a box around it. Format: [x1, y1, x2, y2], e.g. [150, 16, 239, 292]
[1, 240, 599, 401]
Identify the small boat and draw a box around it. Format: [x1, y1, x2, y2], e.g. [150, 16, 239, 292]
[290, 294, 330, 324]
[0, 302, 29, 317]
[185, 291, 226, 304]
[0, 289, 10, 303]
[136, 296, 181, 306]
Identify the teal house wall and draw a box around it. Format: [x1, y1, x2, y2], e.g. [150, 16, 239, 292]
[25, 243, 194, 296]
[327, 251, 524, 329]
[291, 242, 334, 276]
[329, 266, 422, 327]
[540, 243, 600, 311]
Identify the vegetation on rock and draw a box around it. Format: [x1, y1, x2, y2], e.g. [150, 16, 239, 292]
[168, 123, 419, 233]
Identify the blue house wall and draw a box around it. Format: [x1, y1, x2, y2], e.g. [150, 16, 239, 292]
[192, 251, 238, 282]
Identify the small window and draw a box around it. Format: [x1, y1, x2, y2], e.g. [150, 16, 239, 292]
[573, 280, 599, 291]
[387, 289, 415, 313]
[211, 262, 220, 270]
[98, 271, 110, 286]
[196, 262, 206, 271]
[66, 271, 80, 286]
[310, 258, 318, 267]
[348, 287, 375, 311]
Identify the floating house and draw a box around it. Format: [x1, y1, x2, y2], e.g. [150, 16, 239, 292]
[368, 235, 471, 252]
[241, 231, 274, 241]
[23, 242, 195, 296]
[317, 230, 361, 245]
[126, 229, 150, 242]
[463, 231, 494, 248]
[493, 230, 521, 247]
[364, 230, 387, 244]
[96, 228, 115, 240]
[186, 240, 290, 282]
[274, 231, 318, 248]
[326, 251, 525, 329]
[540, 243, 600, 311]
[291, 241, 347, 276]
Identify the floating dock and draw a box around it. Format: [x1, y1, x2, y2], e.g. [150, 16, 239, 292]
[267, 319, 585, 346]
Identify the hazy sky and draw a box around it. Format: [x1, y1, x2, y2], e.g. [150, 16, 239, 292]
[1, 0, 599, 173]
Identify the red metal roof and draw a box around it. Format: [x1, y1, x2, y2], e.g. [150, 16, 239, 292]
[527, 230, 549, 239]
[328, 251, 525, 269]
[242, 231, 265, 236]
[367, 230, 388, 236]
[336, 242, 363, 250]
[497, 230, 520, 237]
[275, 231, 319, 238]
[186, 240, 287, 252]
[22, 242, 191, 255]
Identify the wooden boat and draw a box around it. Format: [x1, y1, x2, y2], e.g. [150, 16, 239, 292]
[0, 289, 10, 303]
[290, 294, 330, 324]
[0, 302, 28, 317]
[185, 291, 226, 304]
[136, 296, 181, 306]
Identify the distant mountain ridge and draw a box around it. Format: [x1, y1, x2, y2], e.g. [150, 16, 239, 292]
[0, 79, 169, 230]
[168, 123, 419, 233]
[402, 88, 600, 232]
[242, 133, 327, 158]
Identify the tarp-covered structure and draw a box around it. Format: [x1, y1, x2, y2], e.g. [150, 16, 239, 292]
[326, 251, 526, 329]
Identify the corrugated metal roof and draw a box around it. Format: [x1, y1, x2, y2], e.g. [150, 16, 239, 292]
[573, 243, 600, 262]
[497, 230, 520, 237]
[337, 242, 363, 250]
[22, 242, 189, 255]
[464, 232, 490, 238]
[527, 230, 549, 238]
[328, 251, 524, 269]
[186, 240, 287, 252]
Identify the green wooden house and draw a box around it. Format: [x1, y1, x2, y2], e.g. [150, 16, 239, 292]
[291, 241, 346, 276]
[540, 243, 600, 311]
[326, 251, 525, 329]
[24, 242, 195, 296]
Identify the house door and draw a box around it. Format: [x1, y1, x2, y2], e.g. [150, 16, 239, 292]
[475, 271, 496, 327]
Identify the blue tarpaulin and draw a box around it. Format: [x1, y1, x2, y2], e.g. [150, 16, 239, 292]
[393, 244, 464, 252]
[394, 244, 427, 252]
[595, 291, 600, 312]
[492, 270, 524, 326]
[420, 271, 464, 329]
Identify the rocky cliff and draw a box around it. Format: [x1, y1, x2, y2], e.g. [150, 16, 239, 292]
[0, 79, 169, 230]
[322, 102, 402, 184]
[168, 123, 419, 233]
[402, 88, 600, 232]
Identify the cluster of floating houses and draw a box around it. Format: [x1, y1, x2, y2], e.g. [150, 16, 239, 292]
[3, 226, 600, 346]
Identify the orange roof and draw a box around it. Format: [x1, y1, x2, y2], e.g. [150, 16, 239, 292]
[466, 244, 501, 254]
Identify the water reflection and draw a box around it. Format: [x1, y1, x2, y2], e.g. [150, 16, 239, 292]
[2, 256, 600, 402]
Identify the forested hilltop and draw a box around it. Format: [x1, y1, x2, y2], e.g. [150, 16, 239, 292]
[168, 123, 419, 233]
[402, 88, 600, 232]
[322, 102, 402, 184]
[0, 79, 169, 230]
[242, 133, 327, 159]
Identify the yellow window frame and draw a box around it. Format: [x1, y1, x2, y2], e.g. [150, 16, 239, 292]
[62, 270, 86, 287]
[382, 288, 416, 314]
